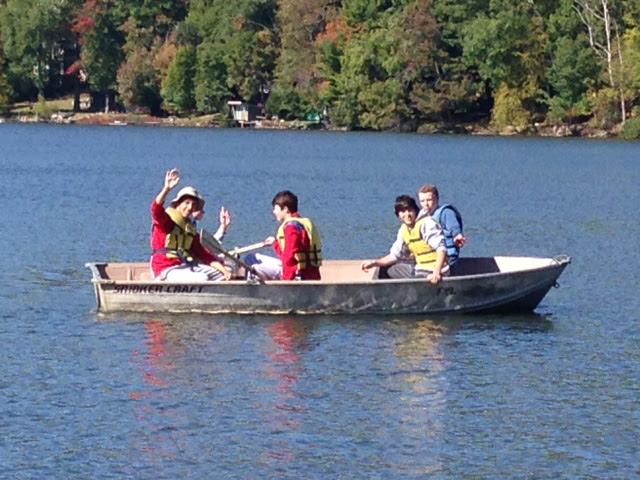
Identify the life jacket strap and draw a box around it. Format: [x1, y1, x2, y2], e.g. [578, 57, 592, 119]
[153, 248, 195, 264]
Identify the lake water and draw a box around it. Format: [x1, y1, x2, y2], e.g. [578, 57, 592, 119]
[1, 124, 639, 478]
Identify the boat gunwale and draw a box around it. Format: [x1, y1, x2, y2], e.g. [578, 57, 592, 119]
[85, 255, 571, 287]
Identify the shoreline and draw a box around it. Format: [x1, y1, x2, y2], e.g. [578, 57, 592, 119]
[1, 110, 622, 139]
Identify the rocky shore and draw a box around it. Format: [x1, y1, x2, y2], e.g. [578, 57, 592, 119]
[2, 110, 622, 138]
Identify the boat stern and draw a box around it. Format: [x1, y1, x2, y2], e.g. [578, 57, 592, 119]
[85, 262, 109, 312]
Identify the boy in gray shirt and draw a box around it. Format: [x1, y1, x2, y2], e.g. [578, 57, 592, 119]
[361, 195, 448, 283]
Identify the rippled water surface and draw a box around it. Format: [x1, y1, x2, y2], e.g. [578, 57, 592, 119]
[1, 124, 639, 478]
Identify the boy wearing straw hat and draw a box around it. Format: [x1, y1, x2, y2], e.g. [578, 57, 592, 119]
[150, 168, 231, 282]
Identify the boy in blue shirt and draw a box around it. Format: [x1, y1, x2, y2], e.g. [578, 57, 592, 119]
[418, 184, 465, 272]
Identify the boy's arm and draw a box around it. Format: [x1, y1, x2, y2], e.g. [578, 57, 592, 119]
[441, 208, 466, 247]
[361, 253, 397, 271]
[213, 206, 231, 241]
[420, 219, 447, 283]
[441, 208, 462, 238]
[155, 169, 180, 205]
[389, 229, 408, 259]
[278, 223, 304, 280]
[362, 228, 403, 271]
[428, 250, 447, 284]
[421, 219, 446, 252]
[151, 198, 174, 232]
[152, 169, 180, 231]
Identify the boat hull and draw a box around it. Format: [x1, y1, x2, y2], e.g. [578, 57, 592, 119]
[86, 256, 570, 315]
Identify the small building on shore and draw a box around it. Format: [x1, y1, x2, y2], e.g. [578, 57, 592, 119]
[228, 101, 260, 127]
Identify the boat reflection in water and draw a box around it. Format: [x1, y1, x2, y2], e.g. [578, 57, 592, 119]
[128, 320, 180, 465]
[261, 317, 310, 466]
[124, 317, 228, 470]
[106, 311, 553, 475]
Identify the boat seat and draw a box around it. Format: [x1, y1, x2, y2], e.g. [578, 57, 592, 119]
[104, 263, 153, 281]
[104, 260, 377, 283]
[319, 260, 377, 282]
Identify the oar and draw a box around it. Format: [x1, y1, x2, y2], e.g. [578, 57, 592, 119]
[199, 228, 266, 283]
[229, 241, 268, 257]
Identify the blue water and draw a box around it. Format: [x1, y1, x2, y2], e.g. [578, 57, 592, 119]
[1, 124, 639, 478]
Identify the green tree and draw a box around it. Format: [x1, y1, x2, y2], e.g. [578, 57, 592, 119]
[74, 0, 188, 113]
[0, 0, 73, 99]
[324, 20, 401, 128]
[462, 0, 552, 128]
[0, 60, 12, 115]
[187, 0, 277, 111]
[115, 0, 188, 38]
[429, 0, 490, 122]
[321, 1, 443, 130]
[225, 27, 276, 103]
[623, 27, 640, 93]
[194, 41, 228, 113]
[161, 45, 196, 114]
[73, 0, 127, 111]
[0, 38, 9, 112]
[463, 1, 549, 89]
[116, 22, 162, 114]
[573, 0, 628, 123]
[268, 0, 338, 119]
[545, 0, 600, 122]
[343, 0, 392, 26]
[621, 1, 640, 116]
[547, 37, 600, 122]
[396, 0, 460, 124]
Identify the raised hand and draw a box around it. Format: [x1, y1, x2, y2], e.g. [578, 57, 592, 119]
[219, 206, 231, 231]
[164, 168, 180, 190]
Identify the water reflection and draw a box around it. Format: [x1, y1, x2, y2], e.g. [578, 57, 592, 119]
[102, 311, 556, 476]
[140, 320, 170, 388]
[128, 319, 182, 465]
[261, 317, 311, 467]
[385, 312, 554, 334]
[125, 316, 230, 469]
[385, 313, 553, 476]
[119, 314, 316, 473]
[387, 319, 449, 475]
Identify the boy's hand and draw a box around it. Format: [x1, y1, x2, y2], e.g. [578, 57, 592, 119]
[264, 236, 276, 246]
[427, 271, 442, 284]
[361, 260, 375, 271]
[164, 168, 180, 190]
[454, 234, 466, 248]
[211, 261, 232, 280]
[219, 206, 231, 230]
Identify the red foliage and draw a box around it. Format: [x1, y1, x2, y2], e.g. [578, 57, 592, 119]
[65, 59, 83, 75]
[72, 0, 102, 34]
[315, 17, 351, 45]
[73, 16, 95, 34]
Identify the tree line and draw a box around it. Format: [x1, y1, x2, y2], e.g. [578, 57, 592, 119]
[1, 0, 640, 134]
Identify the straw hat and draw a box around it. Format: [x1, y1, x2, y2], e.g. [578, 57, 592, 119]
[170, 186, 205, 210]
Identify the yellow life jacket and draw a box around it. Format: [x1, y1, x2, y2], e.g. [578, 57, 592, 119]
[276, 217, 323, 269]
[163, 207, 197, 261]
[400, 217, 438, 268]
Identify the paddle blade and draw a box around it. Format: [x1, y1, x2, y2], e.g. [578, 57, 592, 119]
[199, 228, 225, 256]
[199, 228, 267, 283]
